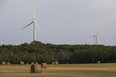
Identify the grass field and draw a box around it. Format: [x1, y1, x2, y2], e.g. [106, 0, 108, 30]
[0, 63, 116, 77]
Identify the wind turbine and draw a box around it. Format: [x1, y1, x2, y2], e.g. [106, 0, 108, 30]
[22, 8, 39, 41]
[91, 33, 99, 45]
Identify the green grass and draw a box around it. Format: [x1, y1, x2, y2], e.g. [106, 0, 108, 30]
[0, 63, 116, 77]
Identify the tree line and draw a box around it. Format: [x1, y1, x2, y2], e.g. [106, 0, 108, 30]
[0, 41, 116, 64]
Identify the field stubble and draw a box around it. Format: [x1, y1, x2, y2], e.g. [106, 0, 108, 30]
[0, 63, 116, 77]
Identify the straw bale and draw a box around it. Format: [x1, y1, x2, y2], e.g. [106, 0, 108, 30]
[35, 62, 38, 64]
[97, 61, 100, 64]
[52, 62, 54, 65]
[30, 64, 42, 73]
[54, 61, 59, 65]
[31, 62, 34, 64]
[7, 62, 10, 65]
[41, 63, 47, 68]
[2, 61, 6, 65]
[20, 61, 24, 65]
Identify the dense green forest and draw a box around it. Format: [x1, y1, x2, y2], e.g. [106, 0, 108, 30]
[0, 41, 116, 64]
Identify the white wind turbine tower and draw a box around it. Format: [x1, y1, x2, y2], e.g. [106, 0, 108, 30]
[22, 8, 40, 41]
[92, 33, 100, 45]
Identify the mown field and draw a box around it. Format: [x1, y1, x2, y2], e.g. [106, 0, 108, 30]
[0, 63, 116, 77]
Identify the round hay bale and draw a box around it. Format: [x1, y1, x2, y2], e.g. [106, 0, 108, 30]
[54, 61, 59, 65]
[41, 63, 47, 68]
[97, 61, 100, 64]
[30, 64, 42, 73]
[26, 63, 29, 65]
[20, 61, 24, 65]
[35, 62, 38, 64]
[31, 62, 34, 65]
[2, 61, 6, 65]
[7, 62, 10, 65]
[52, 62, 54, 65]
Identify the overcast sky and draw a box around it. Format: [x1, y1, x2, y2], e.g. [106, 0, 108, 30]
[0, 0, 116, 45]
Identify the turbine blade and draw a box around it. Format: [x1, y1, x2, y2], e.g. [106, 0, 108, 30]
[97, 34, 101, 44]
[21, 21, 33, 30]
[33, 7, 36, 20]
